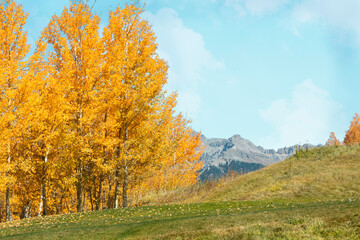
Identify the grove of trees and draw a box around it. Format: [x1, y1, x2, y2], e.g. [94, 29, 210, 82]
[326, 113, 360, 146]
[0, 0, 203, 222]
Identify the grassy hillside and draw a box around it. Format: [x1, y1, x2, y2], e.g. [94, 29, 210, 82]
[0, 145, 359, 239]
[147, 145, 360, 205]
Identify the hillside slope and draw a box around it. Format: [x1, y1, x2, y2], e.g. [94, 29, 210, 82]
[154, 145, 360, 204]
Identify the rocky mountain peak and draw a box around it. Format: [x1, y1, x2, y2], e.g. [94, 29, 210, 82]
[229, 134, 242, 141]
[199, 133, 321, 181]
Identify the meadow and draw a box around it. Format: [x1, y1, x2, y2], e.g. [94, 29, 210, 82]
[0, 145, 359, 239]
[0, 199, 359, 239]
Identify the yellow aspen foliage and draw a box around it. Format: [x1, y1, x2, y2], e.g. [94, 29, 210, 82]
[344, 113, 360, 145]
[145, 113, 203, 194]
[126, 94, 178, 197]
[326, 132, 341, 146]
[0, 0, 206, 220]
[16, 38, 70, 217]
[102, 3, 168, 208]
[0, 0, 30, 222]
[42, 0, 103, 212]
[123, 95, 203, 205]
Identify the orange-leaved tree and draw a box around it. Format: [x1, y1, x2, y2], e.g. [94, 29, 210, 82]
[125, 93, 178, 199]
[326, 132, 341, 146]
[19, 38, 69, 217]
[42, 0, 103, 212]
[0, 0, 30, 222]
[344, 113, 360, 145]
[153, 113, 203, 193]
[102, 3, 168, 208]
[0, 0, 206, 219]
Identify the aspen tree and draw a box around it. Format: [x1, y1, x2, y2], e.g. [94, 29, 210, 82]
[151, 114, 203, 193]
[129, 109, 203, 198]
[326, 132, 341, 146]
[102, 3, 168, 208]
[42, 0, 102, 212]
[127, 93, 178, 197]
[0, 0, 30, 221]
[344, 113, 360, 145]
[19, 39, 68, 216]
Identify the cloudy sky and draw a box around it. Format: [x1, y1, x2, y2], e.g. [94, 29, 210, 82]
[17, 0, 360, 149]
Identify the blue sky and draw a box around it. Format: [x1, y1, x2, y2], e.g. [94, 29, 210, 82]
[17, 0, 360, 149]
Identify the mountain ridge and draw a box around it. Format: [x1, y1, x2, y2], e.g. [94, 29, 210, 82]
[199, 134, 320, 181]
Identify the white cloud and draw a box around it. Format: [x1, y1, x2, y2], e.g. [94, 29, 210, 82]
[144, 8, 224, 116]
[245, 0, 289, 15]
[259, 79, 342, 149]
[225, 0, 246, 16]
[224, 0, 289, 16]
[293, 0, 360, 44]
[177, 90, 201, 118]
[223, 0, 360, 44]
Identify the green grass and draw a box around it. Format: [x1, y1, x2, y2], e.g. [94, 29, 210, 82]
[0, 199, 359, 239]
[0, 145, 359, 239]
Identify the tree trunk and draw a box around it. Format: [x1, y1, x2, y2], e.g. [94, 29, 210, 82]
[122, 164, 128, 208]
[5, 187, 12, 222]
[107, 180, 113, 209]
[164, 169, 167, 193]
[38, 152, 48, 216]
[89, 188, 94, 211]
[95, 179, 102, 211]
[20, 201, 31, 219]
[77, 91, 84, 212]
[6, 148, 12, 222]
[122, 127, 129, 208]
[56, 194, 64, 215]
[42, 181, 47, 215]
[114, 168, 120, 209]
[76, 165, 83, 212]
[38, 181, 47, 216]
[38, 191, 43, 217]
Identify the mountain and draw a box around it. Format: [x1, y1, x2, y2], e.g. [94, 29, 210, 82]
[199, 134, 320, 181]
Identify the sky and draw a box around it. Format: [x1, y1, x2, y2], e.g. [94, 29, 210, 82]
[16, 0, 360, 149]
